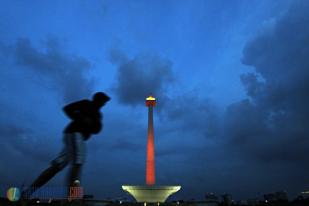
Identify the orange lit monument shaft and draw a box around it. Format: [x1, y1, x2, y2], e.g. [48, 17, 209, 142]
[146, 96, 156, 185]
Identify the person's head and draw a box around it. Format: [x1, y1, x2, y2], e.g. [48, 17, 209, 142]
[92, 92, 110, 108]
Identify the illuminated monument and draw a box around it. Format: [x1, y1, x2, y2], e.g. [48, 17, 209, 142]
[122, 96, 181, 203]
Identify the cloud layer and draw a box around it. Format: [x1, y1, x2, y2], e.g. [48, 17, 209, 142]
[111, 50, 174, 108]
[225, 0, 309, 167]
[14, 38, 94, 102]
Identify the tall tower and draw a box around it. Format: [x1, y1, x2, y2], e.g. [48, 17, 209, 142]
[146, 95, 156, 185]
[122, 95, 181, 203]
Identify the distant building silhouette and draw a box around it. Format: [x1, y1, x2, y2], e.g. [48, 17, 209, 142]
[221, 194, 233, 206]
[264, 191, 288, 203]
[205, 193, 219, 203]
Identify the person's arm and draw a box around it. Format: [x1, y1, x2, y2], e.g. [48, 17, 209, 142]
[63, 100, 89, 120]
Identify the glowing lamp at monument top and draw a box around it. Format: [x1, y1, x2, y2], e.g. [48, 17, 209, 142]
[146, 95, 156, 107]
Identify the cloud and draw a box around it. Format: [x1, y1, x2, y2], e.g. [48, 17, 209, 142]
[13, 38, 94, 103]
[225, 0, 309, 166]
[110, 49, 174, 108]
[0, 37, 98, 188]
[164, 92, 221, 139]
[0, 123, 53, 163]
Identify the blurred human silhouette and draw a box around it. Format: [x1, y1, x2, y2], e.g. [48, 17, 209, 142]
[21, 92, 110, 199]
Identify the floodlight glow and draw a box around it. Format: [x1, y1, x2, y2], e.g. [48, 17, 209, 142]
[146, 96, 156, 101]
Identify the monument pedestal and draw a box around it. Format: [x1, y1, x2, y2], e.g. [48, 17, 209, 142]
[122, 185, 181, 203]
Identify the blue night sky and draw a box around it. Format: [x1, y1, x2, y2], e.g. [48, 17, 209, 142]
[1, 0, 309, 201]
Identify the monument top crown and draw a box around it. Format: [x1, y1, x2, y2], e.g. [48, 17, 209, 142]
[146, 96, 155, 101]
[146, 95, 156, 107]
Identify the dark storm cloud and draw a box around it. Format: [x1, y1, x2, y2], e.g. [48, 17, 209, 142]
[0, 37, 96, 163]
[109, 48, 128, 65]
[110, 49, 174, 107]
[165, 92, 221, 139]
[225, 0, 309, 166]
[14, 38, 94, 102]
[0, 123, 52, 162]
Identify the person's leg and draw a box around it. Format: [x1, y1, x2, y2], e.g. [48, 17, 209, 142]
[22, 134, 70, 199]
[66, 132, 85, 198]
[68, 164, 82, 186]
[21, 164, 63, 199]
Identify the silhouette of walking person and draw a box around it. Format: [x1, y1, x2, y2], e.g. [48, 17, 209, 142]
[21, 92, 110, 200]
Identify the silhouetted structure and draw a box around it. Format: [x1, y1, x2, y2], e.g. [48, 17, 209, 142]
[21, 92, 110, 200]
[145, 95, 156, 185]
[221, 194, 233, 206]
[205, 193, 219, 203]
[264, 191, 288, 203]
[122, 95, 181, 203]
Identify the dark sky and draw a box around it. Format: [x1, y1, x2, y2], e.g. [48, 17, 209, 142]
[0, 0, 308, 201]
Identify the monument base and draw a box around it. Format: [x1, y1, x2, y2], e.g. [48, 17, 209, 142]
[122, 185, 181, 203]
